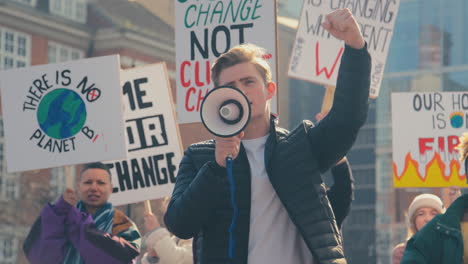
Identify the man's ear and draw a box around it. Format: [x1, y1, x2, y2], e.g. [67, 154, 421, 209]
[266, 82, 276, 100]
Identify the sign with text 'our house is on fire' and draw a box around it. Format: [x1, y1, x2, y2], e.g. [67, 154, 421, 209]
[0, 55, 127, 172]
[392, 92, 468, 187]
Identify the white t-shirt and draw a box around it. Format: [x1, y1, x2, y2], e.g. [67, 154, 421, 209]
[242, 135, 314, 264]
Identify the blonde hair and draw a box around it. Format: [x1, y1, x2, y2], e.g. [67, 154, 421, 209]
[456, 132, 468, 161]
[406, 212, 418, 239]
[211, 43, 272, 87]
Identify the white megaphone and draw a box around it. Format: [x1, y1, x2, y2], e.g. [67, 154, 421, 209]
[200, 86, 251, 137]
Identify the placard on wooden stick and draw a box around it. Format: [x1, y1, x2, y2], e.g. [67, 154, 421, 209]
[288, 0, 401, 98]
[107, 63, 183, 206]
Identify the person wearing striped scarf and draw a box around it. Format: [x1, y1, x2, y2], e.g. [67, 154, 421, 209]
[23, 162, 142, 264]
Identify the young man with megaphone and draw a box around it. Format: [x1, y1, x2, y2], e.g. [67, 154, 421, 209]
[165, 9, 370, 264]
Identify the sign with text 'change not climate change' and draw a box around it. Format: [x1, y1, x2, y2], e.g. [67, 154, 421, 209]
[289, 0, 400, 97]
[0, 55, 127, 172]
[107, 63, 183, 206]
[176, 0, 277, 124]
[392, 92, 468, 187]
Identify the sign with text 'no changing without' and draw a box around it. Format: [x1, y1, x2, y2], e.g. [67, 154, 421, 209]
[289, 0, 400, 97]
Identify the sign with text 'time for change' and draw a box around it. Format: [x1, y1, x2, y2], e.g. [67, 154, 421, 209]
[392, 92, 468, 187]
[289, 0, 400, 97]
[0, 56, 126, 172]
[107, 63, 183, 206]
[176, 0, 278, 124]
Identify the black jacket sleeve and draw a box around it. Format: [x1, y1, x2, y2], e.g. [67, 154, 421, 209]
[307, 44, 371, 172]
[326, 159, 354, 228]
[164, 148, 228, 239]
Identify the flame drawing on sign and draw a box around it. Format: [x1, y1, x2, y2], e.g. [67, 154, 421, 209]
[393, 152, 466, 187]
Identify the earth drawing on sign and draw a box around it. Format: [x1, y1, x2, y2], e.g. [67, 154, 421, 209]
[37, 88, 87, 139]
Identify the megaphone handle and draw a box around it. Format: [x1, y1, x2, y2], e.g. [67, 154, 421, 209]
[225, 155, 237, 259]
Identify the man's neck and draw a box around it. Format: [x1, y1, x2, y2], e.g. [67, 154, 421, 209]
[243, 114, 270, 139]
[85, 205, 99, 215]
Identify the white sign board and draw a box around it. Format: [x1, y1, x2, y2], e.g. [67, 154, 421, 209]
[289, 0, 401, 97]
[107, 63, 183, 206]
[392, 92, 467, 187]
[0, 56, 127, 172]
[176, 0, 278, 123]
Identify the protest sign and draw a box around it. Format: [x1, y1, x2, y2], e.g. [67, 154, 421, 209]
[392, 92, 468, 187]
[176, 0, 278, 123]
[108, 63, 183, 205]
[289, 0, 400, 97]
[0, 55, 126, 172]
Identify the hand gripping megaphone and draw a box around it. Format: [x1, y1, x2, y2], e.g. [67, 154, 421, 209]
[200, 86, 251, 137]
[200, 85, 250, 260]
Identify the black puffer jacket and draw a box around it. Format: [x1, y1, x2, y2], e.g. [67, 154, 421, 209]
[165, 45, 370, 264]
[192, 160, 355, 264]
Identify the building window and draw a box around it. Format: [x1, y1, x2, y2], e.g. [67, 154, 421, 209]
[0, 235, 17, 264]
[355, 127, 376, 146]
[48, 41, 84, 63]
[0, 27, 31, 70]
[50, 167, 65, 198]
[0, 140, 20, 201]
[354, 168, 375, 186]
[0, 176, 20, 201]
[50, 166, 75, 199]
[5, 32, 14, 53]
[50, 0, 88, 23]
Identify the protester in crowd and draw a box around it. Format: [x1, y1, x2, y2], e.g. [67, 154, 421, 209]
[190, 156, 355, 264]
[165, 9, 370, 264]
[139, 197, 192, 264]
[392, 191, 457, 264]
[400, 133, 468, 263]
[23, 162, 141, 264]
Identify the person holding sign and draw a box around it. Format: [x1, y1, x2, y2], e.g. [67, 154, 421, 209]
[401, 133, 468, 264]
[23, 162, 142, 264]
[165, 8, 370, 264]
[139, 197, 193, 264]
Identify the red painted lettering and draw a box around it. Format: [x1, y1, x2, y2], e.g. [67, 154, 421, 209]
[448, 135, 460, 154]
[185, 87, 196, 112]
[196, 88, 209, 112]
[205, 60, 211, 86]
[181, 61, 191, 88]
[315, 42, 344, 79]
[438, 136, 445, 152]
[195, 61, 204, 87]
[419, 138, 434, 155]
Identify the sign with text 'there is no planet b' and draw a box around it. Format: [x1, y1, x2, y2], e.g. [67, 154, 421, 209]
[0, 55, 127, 172]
